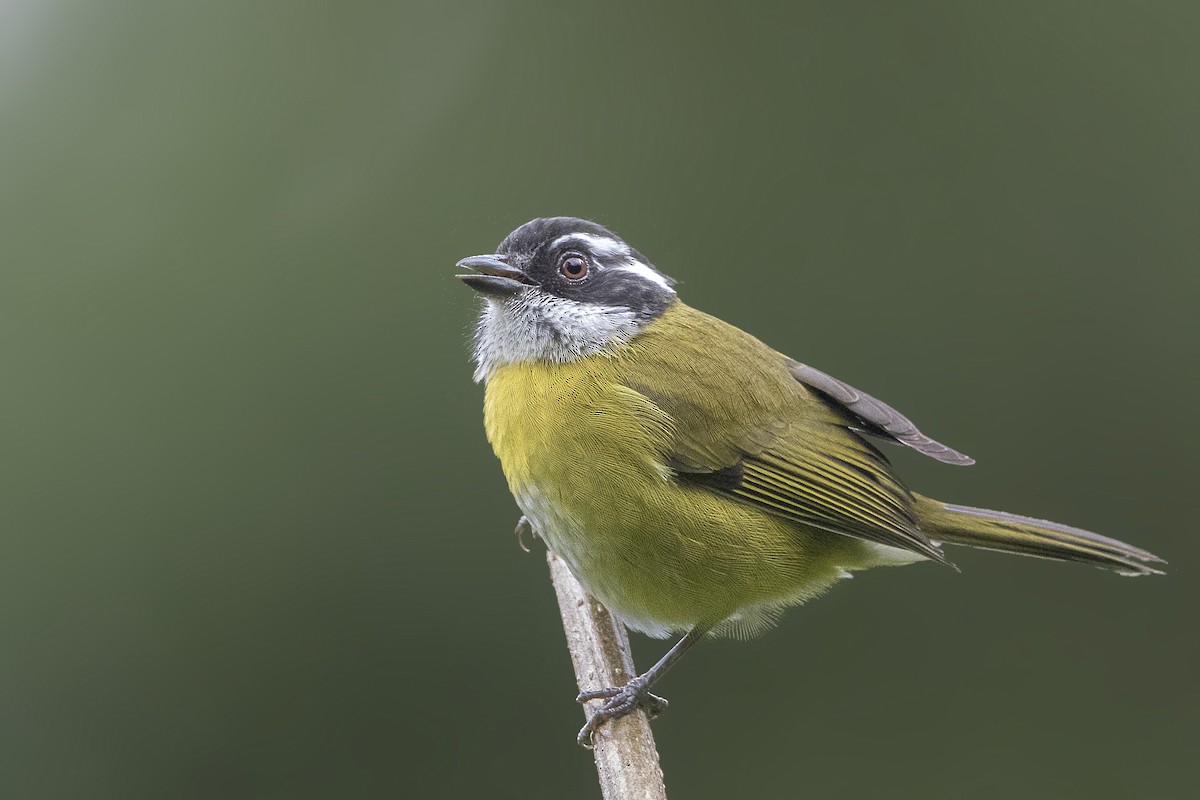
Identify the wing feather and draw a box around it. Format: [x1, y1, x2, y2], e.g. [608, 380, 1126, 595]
[613, 303, 957, 564]
[685, 426, 949, 564]
[786, 360, 974, 466]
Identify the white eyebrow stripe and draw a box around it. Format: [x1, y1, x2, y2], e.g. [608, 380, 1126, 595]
[617, 259, 675, 292]
[550, 232, 628, 257]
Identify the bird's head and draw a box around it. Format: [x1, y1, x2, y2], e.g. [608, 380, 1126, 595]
[457, 217, 676, 382]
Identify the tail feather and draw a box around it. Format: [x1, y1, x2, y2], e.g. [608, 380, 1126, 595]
[914, 495, 1165, 577]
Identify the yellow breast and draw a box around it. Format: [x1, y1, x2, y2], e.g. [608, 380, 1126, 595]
[480, 305, 871, 637]
[484, 357, 674, 495]
[484, 356, 696, 636]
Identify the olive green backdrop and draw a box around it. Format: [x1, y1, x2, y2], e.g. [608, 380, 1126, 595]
[2, 1, 1196, 798]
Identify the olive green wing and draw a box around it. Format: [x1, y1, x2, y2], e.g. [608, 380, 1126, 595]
[678, 418, 951, 564]
[616, 305, 955, 563]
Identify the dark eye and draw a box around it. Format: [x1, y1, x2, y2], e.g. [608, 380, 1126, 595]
[558, 252, 590, 281]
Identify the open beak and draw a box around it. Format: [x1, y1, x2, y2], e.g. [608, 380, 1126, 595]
[455, 254, 536, 298]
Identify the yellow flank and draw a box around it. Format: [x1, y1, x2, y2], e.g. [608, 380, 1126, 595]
[483, 302, 913, 638]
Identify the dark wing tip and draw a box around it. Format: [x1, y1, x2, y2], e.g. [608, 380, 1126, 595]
[904, 435, 975, 466]
[788, 360, 974, 466]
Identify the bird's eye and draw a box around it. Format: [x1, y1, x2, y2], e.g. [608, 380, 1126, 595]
[558, 252, 590, 281]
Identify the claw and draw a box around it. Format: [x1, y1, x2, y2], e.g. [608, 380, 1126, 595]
[570, 626, 708, 746]
[514, 516, 537, 552]
[575, 677, 670, 747]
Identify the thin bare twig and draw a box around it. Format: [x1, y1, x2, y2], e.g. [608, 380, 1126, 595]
[547, 550, 669, 800]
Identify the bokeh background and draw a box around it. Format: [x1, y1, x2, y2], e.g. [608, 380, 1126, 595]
[2, 1, 1196, 797]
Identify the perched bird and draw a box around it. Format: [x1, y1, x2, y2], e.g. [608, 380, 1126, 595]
[457, 216, 1164, 746]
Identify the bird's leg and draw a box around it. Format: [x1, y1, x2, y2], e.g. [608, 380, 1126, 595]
[576, 624, 711, 747]
[514, 515, 538, 552]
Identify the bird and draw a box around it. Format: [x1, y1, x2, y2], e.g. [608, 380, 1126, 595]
[456, 216, 1164, 746]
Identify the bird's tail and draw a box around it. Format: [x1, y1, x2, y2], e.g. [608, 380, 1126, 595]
[913, 494, 1165, 577]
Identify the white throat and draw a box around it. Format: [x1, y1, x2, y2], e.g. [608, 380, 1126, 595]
[472, 293, 642, 383]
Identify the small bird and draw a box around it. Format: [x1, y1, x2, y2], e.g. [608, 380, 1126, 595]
[457, 216, 1164, 746]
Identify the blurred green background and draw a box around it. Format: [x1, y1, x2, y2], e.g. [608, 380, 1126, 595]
[2, 1, 1196, 797]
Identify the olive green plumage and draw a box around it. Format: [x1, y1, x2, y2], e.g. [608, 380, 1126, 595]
[463, 216, 1164, 745]
[483, 301, 1161, 639]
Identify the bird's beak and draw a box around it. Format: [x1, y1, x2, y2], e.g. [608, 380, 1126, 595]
[455, 254, 535, 298]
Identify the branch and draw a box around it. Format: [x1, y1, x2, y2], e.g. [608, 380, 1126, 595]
[546, 550, 669, 800]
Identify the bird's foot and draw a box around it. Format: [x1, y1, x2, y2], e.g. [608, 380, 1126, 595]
[514, 515, 539, 552]
[575, 675, 668, 747]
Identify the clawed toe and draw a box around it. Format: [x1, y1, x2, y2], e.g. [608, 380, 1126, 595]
[569, 626, 707, 746]
[575, 679, 671, 747]
[576, 687, 620, 703]
[514, 516, 538, 552]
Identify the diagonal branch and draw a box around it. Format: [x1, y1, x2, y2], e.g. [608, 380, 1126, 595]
[546, 550, 669, 800]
